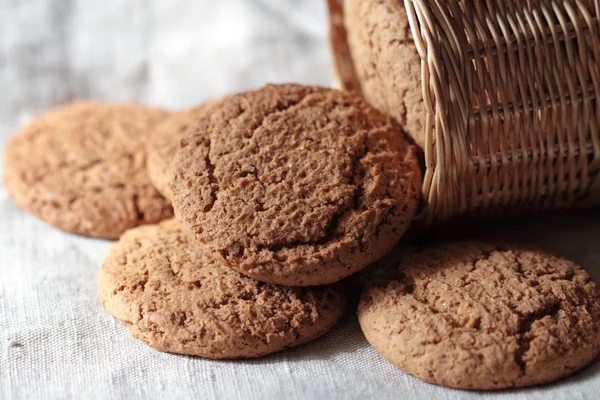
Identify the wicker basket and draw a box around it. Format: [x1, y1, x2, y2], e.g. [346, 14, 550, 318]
[328, 0, 600, 228]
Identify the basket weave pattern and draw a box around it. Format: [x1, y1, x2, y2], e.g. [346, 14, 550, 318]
[329, 0, 600, 227]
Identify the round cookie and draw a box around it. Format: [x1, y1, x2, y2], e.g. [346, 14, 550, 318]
[358, 241, 600, 389]
[171, 83, 422, 286]
[147, 100, 217, 200]
[344, 0, 426, 148]
[3, 101, 173, 239]
[98, 219, 347, 359]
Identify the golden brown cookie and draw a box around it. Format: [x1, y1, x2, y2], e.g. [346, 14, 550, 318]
[3, 101, 173, 239]
[98, 219, 347, 359]
[147, 100, 217, 200]
[344, 0, 426, 147]
[358, 241, 600, 389]
[171, 83, 422, 286]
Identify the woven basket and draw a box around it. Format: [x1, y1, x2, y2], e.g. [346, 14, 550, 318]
[328, 0, 600, 228]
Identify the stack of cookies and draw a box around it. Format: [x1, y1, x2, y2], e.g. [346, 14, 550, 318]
[4, 83, 600, 390]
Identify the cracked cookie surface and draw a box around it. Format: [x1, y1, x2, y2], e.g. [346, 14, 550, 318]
[98, 219, 347, 359]
[358, 240, 600, 389]
[3, 101, 173, 239]
[171, 83, 422, 286]
[147, 100, 218, 200]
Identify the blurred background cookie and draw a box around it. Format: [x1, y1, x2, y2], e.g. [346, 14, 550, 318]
[3, 101, 173, 239]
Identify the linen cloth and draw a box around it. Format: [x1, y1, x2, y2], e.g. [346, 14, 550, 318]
[1, 1, 600, 399]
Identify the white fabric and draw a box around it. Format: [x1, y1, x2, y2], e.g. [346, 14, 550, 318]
[1, 1, 600, 398]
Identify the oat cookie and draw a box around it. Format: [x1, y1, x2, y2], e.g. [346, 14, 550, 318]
[147, 100, 217, 200]
[358, 241, 600, 389]
[345, 0, 426, 147]
[3, 101, 173, 239]
[98, 219, 347, 359]
[171, 84, 422, 286]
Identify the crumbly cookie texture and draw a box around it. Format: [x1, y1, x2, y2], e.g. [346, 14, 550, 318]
[359, 241, 600, 389]
[3, 101, 173, 239]
[171, 83, 422, 286]
[345, 0, 426, 148]
[147, 100, 218, 200]
[98, 219, 347, 359]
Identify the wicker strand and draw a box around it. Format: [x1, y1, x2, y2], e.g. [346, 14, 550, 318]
[405, 0, 600, 225]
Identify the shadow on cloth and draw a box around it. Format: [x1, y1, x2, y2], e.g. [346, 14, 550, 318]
[239, 315, 368, 364]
